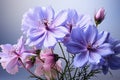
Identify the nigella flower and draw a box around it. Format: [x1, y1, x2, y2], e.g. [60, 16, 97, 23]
[22, 6, 68, 48]
[66, 25, 113, 67]
[0, 36, 35, 74]
[34, 49, 61, 80]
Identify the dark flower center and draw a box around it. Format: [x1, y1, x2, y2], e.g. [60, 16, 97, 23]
[43, 20, 51, 31]
[87, 44, 95, 51]
[44, 22, 50, 30]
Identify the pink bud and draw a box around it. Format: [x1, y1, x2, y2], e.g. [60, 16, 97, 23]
[94, 8, 105, 25]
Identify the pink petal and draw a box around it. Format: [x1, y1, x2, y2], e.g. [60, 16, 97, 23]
[6, 56, 18, 74]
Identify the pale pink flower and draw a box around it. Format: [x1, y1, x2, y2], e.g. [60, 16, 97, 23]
[0, 36, 35, 74]
[34, 49, 62, 80]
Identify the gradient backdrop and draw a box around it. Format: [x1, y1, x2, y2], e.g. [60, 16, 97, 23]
[0, 0, 120, 80]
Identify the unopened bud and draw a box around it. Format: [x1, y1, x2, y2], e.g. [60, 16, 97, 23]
[94, 8, 105, 26]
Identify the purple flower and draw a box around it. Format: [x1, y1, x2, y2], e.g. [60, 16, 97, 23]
[66, 25, 113, 67]
[63, 13, 93, 45]
[22, 6, 68, 48]
[0, 36, 35, 74]
[101, 38, 120, 74]
[65, 9, 78, 32]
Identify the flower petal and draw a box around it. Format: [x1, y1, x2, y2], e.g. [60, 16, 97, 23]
[89, 52, 101, 64]
[46, 6, 54, 22]
[6, 56, 18, 74]
[0, 44, 13, 53]
[71, 27, 86, 45]
[77, 14, 93, 29]
[73, 52, 89, 67]
[66, 41, 86, 54]
[97, 43, 113, 56]
[43, 32, 57, 48]
[52, 10, 68, 27]
[108, 55, 120, 70]
[95, 31, 109, 46]
[51, 26, 68, 39]
[84, 25, 98, 44]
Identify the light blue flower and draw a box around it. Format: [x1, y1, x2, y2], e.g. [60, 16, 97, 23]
[22, 6, 68, 48]
[66, 25, 113, 67]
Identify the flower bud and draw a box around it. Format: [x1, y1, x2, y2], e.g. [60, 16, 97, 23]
[94, 8, 105, 26]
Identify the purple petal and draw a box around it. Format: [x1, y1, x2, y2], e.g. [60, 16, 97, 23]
[52, 10, 68, 27]
[67, 9, 78, 24]
[46, 6, 54, 22]
[73, 52, 89, 67]
[66, 41, 86, 54]
[77, 14, 93, 29]
[43, 32, 57, 48]
[89, 52, 101, 64]
[71, 27, 86, 45]
[108, 55, 120, 70]
[84, 25, 98, 44]
[95, 31, 109, 46]
[27, 31, 47, 47]
[97, 43, 113, 56]
[51, 26, 68, 39]
[114, 43, 120, 53]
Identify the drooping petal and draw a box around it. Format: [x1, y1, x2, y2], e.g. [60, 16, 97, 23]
[97, 43, 113, 56]
[108, 55, 120, 69]
[102, 64, 109, 74]
[73, 52, 89, 67]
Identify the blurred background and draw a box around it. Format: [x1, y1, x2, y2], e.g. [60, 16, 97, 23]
[0, 0, 120, 80]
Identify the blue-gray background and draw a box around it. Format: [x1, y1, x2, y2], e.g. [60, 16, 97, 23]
[0, 0, 120, 80]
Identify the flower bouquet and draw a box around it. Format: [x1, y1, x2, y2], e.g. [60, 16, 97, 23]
[0, 6, 120, 80]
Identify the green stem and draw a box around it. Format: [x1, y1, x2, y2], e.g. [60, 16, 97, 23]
[58, 42, 66, 58]
[58, 42, 72, 79]
[73, 68, 78, 79]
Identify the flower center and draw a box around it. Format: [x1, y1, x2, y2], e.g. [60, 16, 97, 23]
[43, 20, 50, 31]
[87, 44, 95, 51]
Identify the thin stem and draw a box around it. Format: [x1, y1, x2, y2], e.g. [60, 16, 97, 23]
[73, 68, 78, 79]
[19, 58, 43, 80]
[58, 43, 72, 79]
[58, 42, 66, 58]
